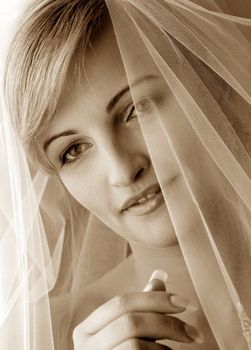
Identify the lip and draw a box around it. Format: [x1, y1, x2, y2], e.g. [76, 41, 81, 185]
[121, 183, 161, 212]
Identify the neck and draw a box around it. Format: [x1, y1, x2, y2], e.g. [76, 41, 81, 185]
[129, 240, 186, 276]
[129, 240, 181, 265]
[129, 240, 194, 292]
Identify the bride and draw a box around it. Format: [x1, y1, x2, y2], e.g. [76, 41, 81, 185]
[1, 0, 251, 349]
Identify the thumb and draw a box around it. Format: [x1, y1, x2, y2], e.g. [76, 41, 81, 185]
[143, 269, 168, 292]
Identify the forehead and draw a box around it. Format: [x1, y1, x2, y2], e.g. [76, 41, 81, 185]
[84, 23, 126, 92]
[41, 21, 161, 139]
[38, 24, 128, 147]
[78, 20, 160, 98]
[55, 23, 126, 117]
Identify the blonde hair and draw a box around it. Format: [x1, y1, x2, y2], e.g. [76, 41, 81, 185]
[4, 0, 250, 173]
[3, 1, 113, 300]
[4, 0, 108, 173]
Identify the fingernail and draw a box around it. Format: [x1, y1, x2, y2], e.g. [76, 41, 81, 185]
[170, 295, 188, 309]
[170, 295, 199, 311]
[143, 282, 153, 292]
[170, 295, 198, 311]
[184, 324, 205, 344]
[149, 270, 168, 284]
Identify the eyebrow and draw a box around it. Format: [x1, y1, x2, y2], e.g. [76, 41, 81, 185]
[43, 129, 78, 152]
[106, 74, 158, 113]
[44, 74, 159, 151]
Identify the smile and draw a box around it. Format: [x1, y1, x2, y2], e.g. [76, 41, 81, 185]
[122, 184, 165, 216]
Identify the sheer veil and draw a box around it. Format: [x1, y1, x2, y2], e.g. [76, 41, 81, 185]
[105, 1, 251, 348]
[0, 0, 251, 349]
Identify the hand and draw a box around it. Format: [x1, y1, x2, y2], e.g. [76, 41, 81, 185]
[73, 279, 198, 349]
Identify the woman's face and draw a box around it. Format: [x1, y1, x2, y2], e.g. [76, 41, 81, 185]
[40, 24, 183, 248]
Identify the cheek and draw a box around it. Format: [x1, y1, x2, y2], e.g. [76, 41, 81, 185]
[59, 170, 108, 214]
[60, 170, 124, 235]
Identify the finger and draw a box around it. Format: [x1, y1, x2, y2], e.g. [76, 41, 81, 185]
[79, 292, 187, 334]
[144, 278, 166, 292]
[143, 270, 168, 292]
[113, 338, 172, 350]
[92, 312, 194, 349]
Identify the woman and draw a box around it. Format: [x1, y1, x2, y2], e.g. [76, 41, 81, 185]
[1, 0, 251, 349]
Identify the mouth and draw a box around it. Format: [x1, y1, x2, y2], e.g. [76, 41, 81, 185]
[121, 183, 165, 216]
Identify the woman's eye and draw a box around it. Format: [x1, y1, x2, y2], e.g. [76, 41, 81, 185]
[135, 99, 153, 115]
[125, 105, 138, 122]
[60, 143, 91, 165]
[125, 100, 152, 123]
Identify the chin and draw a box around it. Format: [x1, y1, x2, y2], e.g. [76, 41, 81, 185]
[139, 229, 179, 248]
[126, 212, 179, 248]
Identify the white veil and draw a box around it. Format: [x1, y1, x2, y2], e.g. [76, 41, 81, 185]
[105, 0, 251, 347]
[0, 4, 128, 348]
[0, 0, 251, 349]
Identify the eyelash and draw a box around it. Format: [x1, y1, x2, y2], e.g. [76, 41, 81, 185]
[124, 98, 153, 122]
[60, 142, 91, 166]
[60, 109, 136, 167]
[124, 105, 138, 122]
[59, 99, 154, 167]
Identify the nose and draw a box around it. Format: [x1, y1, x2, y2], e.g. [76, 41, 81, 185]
[104, 145, 150, 187]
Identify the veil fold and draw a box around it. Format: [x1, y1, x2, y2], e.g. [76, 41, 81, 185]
[106, 0, 251, 347]
[0, 0, 251, 349]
